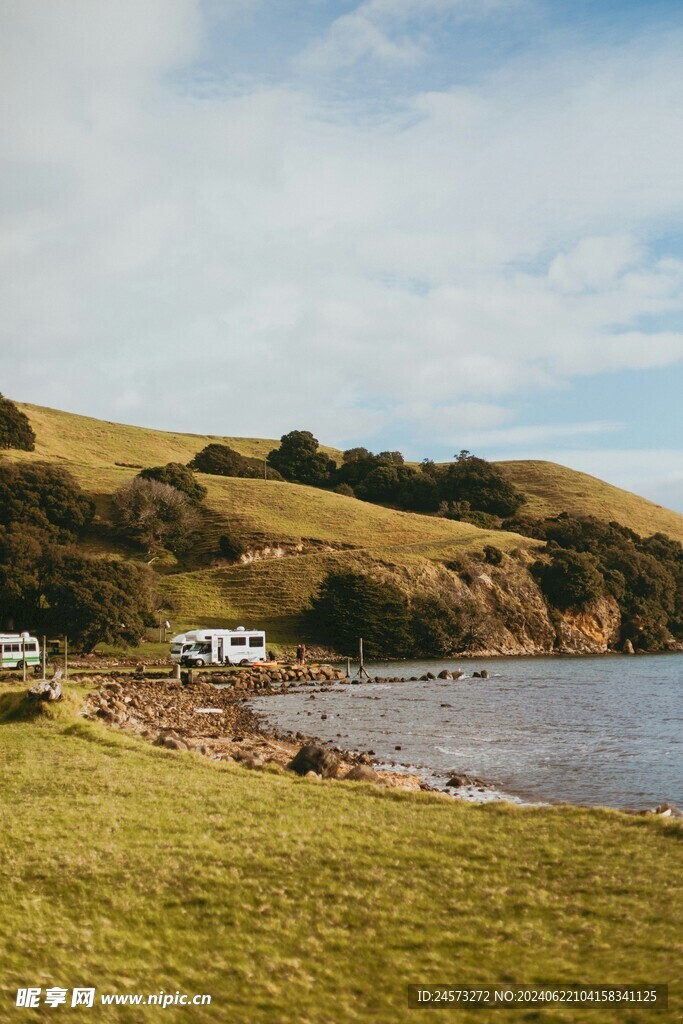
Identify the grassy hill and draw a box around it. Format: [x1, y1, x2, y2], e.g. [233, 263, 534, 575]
[5, 402, 683, 643]
[1, 687, 680, 1023]
[499, 460, 683, 544]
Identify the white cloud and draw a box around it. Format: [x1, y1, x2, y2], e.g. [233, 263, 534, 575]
[1, 1, 683, 481]
[296, 0, 512, 72]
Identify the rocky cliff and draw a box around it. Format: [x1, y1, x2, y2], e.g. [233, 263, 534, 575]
[364, 550, 624, 657]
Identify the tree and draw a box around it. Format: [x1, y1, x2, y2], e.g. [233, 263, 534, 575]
[533, 549, 604, 611]
[306, 571, 413, 657]
[40, 549, 154, 651]
[138, 463, 207, 502]
[0, 524, 47, 629]
[112, 478, 199, 554]
[268, 431, 335, 486]
[0, 394, 35, 451]
[0, 528, 155, 649]
[411, 595, 486, 655]
[0, 461, 94, 537]
[441, 456, 525, 517]
[189, 444, 282, 480]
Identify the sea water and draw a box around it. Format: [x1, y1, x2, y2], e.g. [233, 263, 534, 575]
[253, 654, 683, 808]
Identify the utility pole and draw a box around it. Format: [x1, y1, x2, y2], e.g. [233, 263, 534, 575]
[64, 635, 68, 680]
[21, 634, 26, 683]
[264, 457, 268, 481]
[42, 635, 46, 681]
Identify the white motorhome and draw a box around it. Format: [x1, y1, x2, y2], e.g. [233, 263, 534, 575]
[170, 631, 201, 663]
[0, 632, 41, 671]
[171, 627, 266, 667]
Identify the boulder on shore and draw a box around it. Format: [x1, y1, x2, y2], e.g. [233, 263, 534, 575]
[287, 745, 339, 779]
[27, 680, 62, 702]
[344, 765, 380, 783]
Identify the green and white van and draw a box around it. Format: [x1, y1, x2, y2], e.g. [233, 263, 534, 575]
[0, 632, 41, 670]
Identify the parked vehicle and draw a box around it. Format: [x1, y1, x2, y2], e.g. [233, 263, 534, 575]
[169, 631, 202, 663]
[0, 632, 41, 671]
[171, 627, 266, 667]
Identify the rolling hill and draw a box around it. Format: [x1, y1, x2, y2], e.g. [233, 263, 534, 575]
[5, 401, 683, 646]
[499, 460, 683, 544]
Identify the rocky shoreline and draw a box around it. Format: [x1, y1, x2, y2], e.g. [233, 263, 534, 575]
[80, 674, 432, 792]
[70, 664, 680, 817]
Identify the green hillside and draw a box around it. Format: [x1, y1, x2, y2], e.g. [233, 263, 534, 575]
[5, 402, 683, 642]
[499, 460, 683, 544]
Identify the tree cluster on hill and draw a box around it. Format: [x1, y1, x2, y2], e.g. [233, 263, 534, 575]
[306, 571, 488, 658]
[189, 444, 282, 480]
[267, 433, 525, 518]
[0, 395, 35, 451]
[528, 514, 683, 650]
[0, 462, 154, 649]
[267, 432, 334, 486]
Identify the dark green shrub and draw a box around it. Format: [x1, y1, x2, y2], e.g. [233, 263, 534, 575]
[190, 444, 282, 480]
[334, 483, 355, 497]
[0, 395, 35, 451]
[483, 545, 504, 565]
[218, 533, 247, 561]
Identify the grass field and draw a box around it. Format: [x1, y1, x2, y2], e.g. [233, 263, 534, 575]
[1, 687, 681, 1024]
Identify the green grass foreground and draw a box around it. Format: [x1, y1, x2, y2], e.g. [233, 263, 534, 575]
[1, 689, 681, 1024]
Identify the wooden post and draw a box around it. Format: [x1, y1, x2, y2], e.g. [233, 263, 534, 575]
[346, 656, 351, 678]
[22, 635, 27, 683]
[264, 457, 267, 481]
[64, 635, 68, 680]
[42, 635, 46, 681]
[359, 637, 364, 674]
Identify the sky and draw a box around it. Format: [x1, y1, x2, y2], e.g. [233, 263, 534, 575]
[1, 0, 682, 510]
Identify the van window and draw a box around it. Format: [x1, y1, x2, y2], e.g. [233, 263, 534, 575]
[230, 637, 247, 646]
[25, 643, 37, 652]
[249, 636, 264, 648]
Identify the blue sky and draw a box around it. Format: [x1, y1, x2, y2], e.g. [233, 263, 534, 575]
[1, 0, 682, 508]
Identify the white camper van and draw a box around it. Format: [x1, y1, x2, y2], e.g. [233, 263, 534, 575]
[0, 632, 41, 671]
[171, 627, 266, 667]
